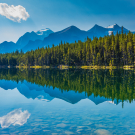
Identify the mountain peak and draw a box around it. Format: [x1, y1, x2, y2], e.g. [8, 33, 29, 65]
[91, 24, 107, 29]
[67, 25, 80, 30]
[69, 25, 77, 28]
[1, 41, 14, 44]
[106, 24, 120, 29]
[16, 28, 53, 49]
[41, 28, 50, 31]
[35, 28, 53, 35]
[60, 25, 81, 33]
[37, 28, 51, 32]
[88, 24, 107, 33]
[94, 24, 99, 27]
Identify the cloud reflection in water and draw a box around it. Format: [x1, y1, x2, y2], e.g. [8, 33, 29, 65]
[0, 108, 31, 128]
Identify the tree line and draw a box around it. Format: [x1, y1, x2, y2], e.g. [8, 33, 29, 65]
[0, 30, 134, 66]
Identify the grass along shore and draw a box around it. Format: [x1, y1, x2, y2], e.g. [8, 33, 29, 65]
[15, 65, 135, 70]
[0, 65, 134, 70]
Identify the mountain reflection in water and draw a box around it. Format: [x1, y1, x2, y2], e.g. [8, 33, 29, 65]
[0, 68, 134, 135]
[0, 68, 134, 107]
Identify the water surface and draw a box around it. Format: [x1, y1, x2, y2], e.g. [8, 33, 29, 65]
[0, 69, 134, 135]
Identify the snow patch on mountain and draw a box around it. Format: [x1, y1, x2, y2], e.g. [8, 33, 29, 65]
[106, 24, 117, 28]
[41, 28, 50, 31]
[35, 28, 51, 35]
[108, 31, 113, 35]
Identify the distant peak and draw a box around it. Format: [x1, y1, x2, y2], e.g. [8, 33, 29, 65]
[2, 41, 11, 43]
[93, 24, 99, 27]
[94, 24, 98, 26]
[114, 23, 119, 26]
[35, 28, 51, 33]
[41, 28, 51, 31]
[92, 24, 105, 28]
[35, 28, 53, 35]
[106, 24, 120, 28]
[106, 25, 114, 28]
[63, 25, 80, 31]
[3, 41, 8, 43]
[68, 25, 78, 29]
[31, 31, 35, 33]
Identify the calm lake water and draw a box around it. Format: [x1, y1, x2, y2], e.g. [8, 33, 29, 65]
[0, 68, 134, 135]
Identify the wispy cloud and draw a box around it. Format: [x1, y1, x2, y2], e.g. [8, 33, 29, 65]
[0, 108, 31, 128]
[0, 3, 30, 22]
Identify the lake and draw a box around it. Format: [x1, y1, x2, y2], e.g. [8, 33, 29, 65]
[0, 68, 134, 135]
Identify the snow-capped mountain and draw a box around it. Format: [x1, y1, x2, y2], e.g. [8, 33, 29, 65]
[16, 28, 53, 50]
[106, 24, 129, 35]
[88, 23, 129, 36]
[42, 25, 90, 46]
[0, 24, 133, 53]
[106, 24, 118, 28]
[22, 25, 91, 52]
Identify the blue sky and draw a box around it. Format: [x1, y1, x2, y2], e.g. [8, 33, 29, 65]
[0, 0, 135, 43]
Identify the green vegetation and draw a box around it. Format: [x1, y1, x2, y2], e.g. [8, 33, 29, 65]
[0, 68, 134, 105]
[0, 30, 134, 67]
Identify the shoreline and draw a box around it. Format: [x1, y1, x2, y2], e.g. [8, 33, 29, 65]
[0, 65, 134, 70]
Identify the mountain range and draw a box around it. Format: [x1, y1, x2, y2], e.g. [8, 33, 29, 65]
[0, 24, 131, 53]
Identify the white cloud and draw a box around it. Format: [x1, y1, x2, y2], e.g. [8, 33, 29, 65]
[0, 3, 30, 22]
[0, 108, 31, 128]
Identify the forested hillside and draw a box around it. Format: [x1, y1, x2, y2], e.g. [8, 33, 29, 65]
[0, 29, 134, 67]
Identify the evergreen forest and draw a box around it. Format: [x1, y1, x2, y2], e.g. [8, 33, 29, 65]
[0, 30, 134, 67]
